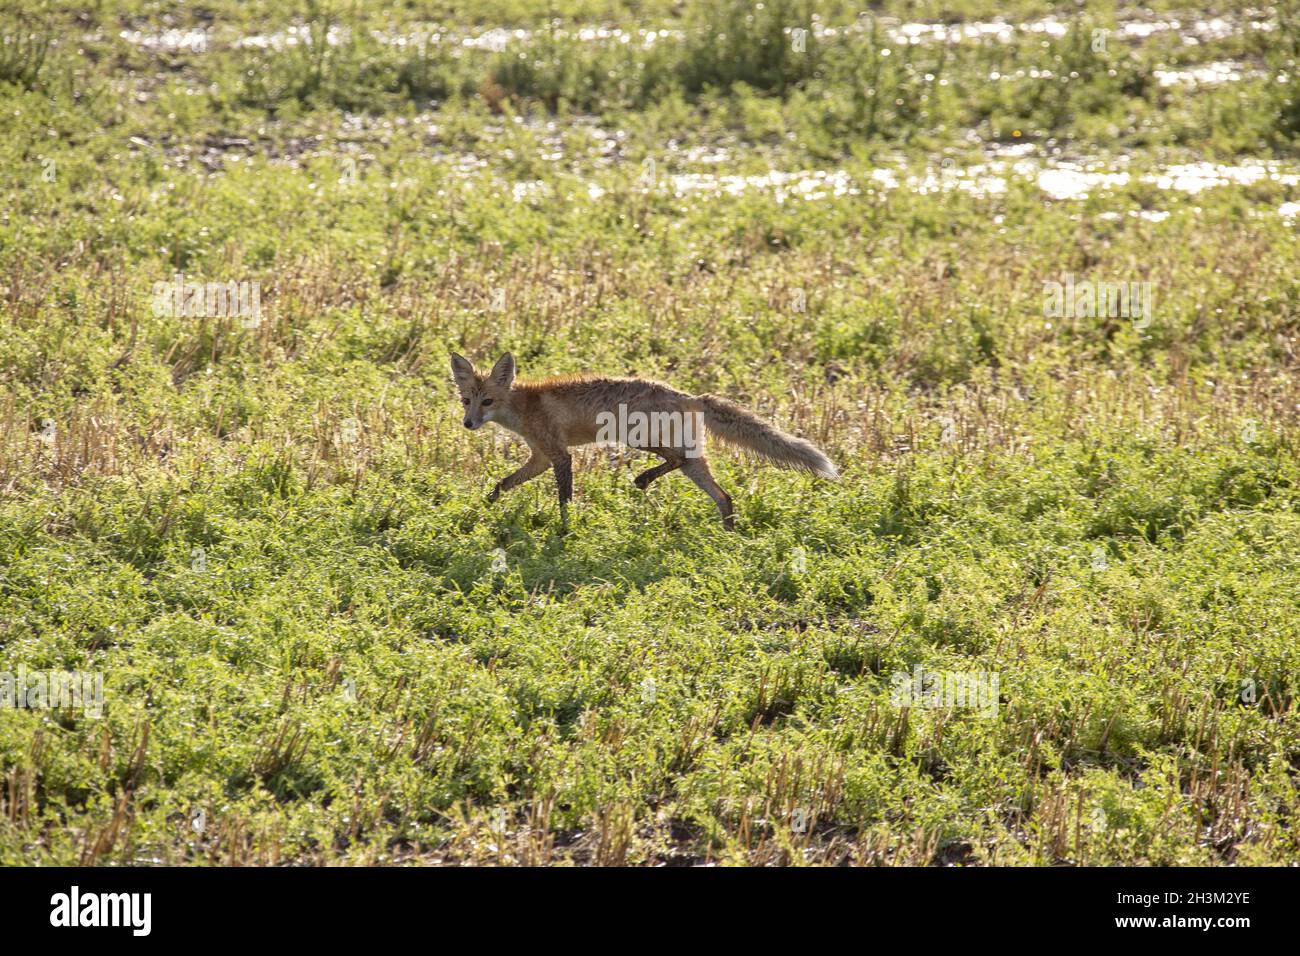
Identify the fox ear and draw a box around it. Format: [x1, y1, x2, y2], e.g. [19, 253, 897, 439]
[489, 353, 516, 389]
[450, 352, 476, 392]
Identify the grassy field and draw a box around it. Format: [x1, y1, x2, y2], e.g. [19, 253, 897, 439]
[1, 0, 1299, 865]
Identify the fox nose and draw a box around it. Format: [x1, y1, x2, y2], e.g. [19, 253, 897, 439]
[463, 419, 473, 429]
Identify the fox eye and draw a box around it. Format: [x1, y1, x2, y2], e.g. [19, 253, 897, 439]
[461, 398, 470, 405]
[481, 398, 494, 406]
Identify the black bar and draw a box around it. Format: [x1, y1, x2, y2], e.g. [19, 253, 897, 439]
[1, 865, 1280, 942]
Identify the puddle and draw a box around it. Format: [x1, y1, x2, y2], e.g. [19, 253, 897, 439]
[453, 27, 532, 52]
[1035, 166, 1132, 200]
[1151, 161, 1300, 191]
[121, 23, 681, 54]
[503, 155, 1298, 225]
[980, 60, 1259, 88]
[886, 14, 1274, 46]
[665, 168, 856, 201]
[581, 156, 1300, 216]
[829, 14, 1273, 46]
[119, 13, 1277, 56]
[118, 28, 211, 53]
[887, 17, 1065, 44]
[1119, 16, 1275, 42]
[1153, 61, 1248, 86]
[237, 24, 349, 50]
[456, 25, 678, 51]
[1099, 209, 1170, 222]
[119, 97, 1298, 218]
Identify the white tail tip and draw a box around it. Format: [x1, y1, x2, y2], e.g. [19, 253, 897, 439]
[813, 456, 839, 480]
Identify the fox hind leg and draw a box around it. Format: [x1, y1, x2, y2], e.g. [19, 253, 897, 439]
[634, 454, 682, 490]
[681, 458, 735, 531]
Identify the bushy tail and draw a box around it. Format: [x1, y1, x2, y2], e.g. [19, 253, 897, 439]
[696, 394, 838, 478]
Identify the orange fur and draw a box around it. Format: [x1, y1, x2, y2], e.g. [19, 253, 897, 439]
[450, 352, 837, 529]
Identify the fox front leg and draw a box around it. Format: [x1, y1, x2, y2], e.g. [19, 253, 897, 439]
[552, 452, 573, 509]
[488, 453, 549, 503]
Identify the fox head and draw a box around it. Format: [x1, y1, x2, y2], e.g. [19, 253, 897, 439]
[451, 352, 515, 430]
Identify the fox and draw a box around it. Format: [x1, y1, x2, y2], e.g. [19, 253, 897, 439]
[451, 352, 838, 530]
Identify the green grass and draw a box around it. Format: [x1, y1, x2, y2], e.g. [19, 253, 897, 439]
[0, 0, 1299, 865]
